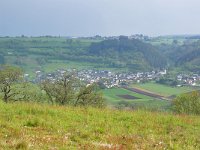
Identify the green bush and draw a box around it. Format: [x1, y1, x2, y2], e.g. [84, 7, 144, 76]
[172, 91, 200, 115]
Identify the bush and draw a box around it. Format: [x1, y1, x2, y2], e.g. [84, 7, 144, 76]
[172, 91, 200, 115]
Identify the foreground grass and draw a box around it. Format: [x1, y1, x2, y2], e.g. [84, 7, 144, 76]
[0, 102, 200, 149]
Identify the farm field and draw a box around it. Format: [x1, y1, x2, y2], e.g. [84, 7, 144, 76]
[0, 102, 199, 149]
[102, 88, 171, 110]
[131, 82, 197, 97]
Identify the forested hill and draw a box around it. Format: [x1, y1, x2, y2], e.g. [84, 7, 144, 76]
[161, 40, 200, 72]
[175, 41, 200, 71]
[89, 38, 167, 70]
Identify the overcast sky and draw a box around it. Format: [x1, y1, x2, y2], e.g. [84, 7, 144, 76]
[0, 0, 200, 37]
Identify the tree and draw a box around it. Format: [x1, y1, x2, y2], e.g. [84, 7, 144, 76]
[41, 72, 78, 105]
[0, 65, 23, 102]
[172, 91, 200, 115]
[41, 73, 105, 107]
[75, 84, 105, 108]
[13, 82, 47, 103]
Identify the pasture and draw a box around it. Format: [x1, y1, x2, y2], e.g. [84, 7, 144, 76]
[102, 88, 170, 110]
[131, 82, 196, 97]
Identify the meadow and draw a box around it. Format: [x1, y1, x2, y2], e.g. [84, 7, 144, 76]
[0, 101, 199, 149]
[102, 82, 198, 110]
[131, 82, 197, 97]
[102, 88, 171, 110]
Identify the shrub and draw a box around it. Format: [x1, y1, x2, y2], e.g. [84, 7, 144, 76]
[172, 91, 200, 115]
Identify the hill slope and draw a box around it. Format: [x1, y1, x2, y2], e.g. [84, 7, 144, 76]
[160, 40, 200, 72]
[0, 102, 199, 149]
[175, 41, 200, 72]
[0, 37, 167, 74]
[89, 38, 167, 71]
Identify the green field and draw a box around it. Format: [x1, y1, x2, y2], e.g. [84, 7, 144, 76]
[102, 88, 170, 110]
[131, 82, 197, 97]
[102, 82, 198, 110]
[0, 102, 199, 149]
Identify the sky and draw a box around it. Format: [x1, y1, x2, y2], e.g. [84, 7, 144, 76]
[0, 0, 200, 37]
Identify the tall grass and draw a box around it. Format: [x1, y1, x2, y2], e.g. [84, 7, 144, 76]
[0, 101, 199, 149]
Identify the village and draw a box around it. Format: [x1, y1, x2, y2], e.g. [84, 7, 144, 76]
[26, 69, 151, 86]
[176, 73, 200, 87]
[27, 68, 200, 88]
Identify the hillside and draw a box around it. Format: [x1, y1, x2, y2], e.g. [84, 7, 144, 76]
[0, 102, 199, 149]
[89, 37, 167, 71]
[155, 39, 200, 72]
[0, 37, 167, 75]
[1, 36, 200, 74]
[175, 41, 200, 72]
[0, 37, 101, 75]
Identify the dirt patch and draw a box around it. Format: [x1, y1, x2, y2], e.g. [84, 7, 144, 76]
[117, 95, 140, 100]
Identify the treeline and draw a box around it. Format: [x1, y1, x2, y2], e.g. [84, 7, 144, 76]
[0, 65, 105, 107]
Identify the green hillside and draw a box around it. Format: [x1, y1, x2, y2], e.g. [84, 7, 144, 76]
[1, 36, 200, 74]
[0, 37, 167, 75]
[0, 102, 200, 149]
[155, 38, 200, 72]
[89, 37, 167, 71]
[0, 37, 102, 75]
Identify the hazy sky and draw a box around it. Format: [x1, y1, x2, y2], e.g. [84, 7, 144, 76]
[0, 0, 200, 36]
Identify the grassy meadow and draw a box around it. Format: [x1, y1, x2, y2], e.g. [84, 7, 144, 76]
[102, 88, 171, 110]
[0, 102, 199, 149]
[131, 82, 196, 97]
[102, 82, 198, 110]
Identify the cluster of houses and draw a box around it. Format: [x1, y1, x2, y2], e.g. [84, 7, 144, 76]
[176, 74, 200, 86]
[29, 69, 167, 88]
[24, 69, 200, 88]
